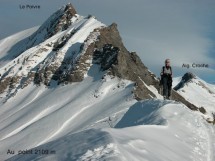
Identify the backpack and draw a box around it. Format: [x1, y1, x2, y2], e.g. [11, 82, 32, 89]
[162, 66, 172, 76]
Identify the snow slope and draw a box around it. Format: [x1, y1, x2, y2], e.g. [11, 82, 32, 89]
[5, 100, 215, 161]
[2, 63, 214, 161]
[0, 65, 136, 160]
[173, 76, 215, 120]
[0, 27, 39, 68]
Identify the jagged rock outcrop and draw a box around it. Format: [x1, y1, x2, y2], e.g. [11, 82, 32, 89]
[46, 3, 77, 37]
[28, 3, 77, 45]
[96, 24, 160, 99]
[68, 23, 159, 100]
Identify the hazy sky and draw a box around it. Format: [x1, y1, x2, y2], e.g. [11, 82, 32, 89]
[0, 0, 214, 82]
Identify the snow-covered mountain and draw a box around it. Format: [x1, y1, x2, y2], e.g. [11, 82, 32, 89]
[173, 72, 215, 121]
[0, 3, 215, 161]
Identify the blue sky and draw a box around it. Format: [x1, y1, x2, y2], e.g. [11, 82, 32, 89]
[0, 0, 214, 82]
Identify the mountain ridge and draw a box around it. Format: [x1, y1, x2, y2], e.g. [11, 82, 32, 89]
[0, 3, 215, 161]
[0, 2, 213, 121]
[0, 2, 209, 120]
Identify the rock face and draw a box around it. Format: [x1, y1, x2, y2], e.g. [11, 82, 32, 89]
[46, 3, 77, 37]
[96, 24, 160, 100]
[75, 23, 159, 100]
[29, 3, 77, 44]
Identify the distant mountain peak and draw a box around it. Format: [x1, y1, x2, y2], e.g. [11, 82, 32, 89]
[174, 72, 196, 91]
[64, 3, 77, 15]
[26, 3, 78, 45]
[0, 3, 79, 61]
[182, 72, 196, 82]
[43, 3, 78, 38]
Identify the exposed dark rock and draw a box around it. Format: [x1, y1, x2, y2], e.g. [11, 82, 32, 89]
[53, 3, 77, 34]
[0, 76, 22, 103]
[64, 3, 77, 16]
[45, 3, 77, 38]
[53, 31, 76, 51]
[174, 72, 196, 90]
[65, 43, 95, 82]
[182, 72, 196, 82]
[21, 72, 35, 88]
[9, 77, 20, 89]
[34, 71, 44, 86]
[0, 77, 12, 94]
[94, 44, 119, 70]
[66, 70, 84, 82]
[90, 23, 159, 100]
[207, 113, 215, 125]
[199, 107, 206, 114]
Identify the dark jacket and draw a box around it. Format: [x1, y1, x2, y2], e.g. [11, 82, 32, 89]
[160, 66, 172, 86]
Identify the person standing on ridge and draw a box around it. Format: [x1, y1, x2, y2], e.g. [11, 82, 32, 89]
[160, 59, 173, 99]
